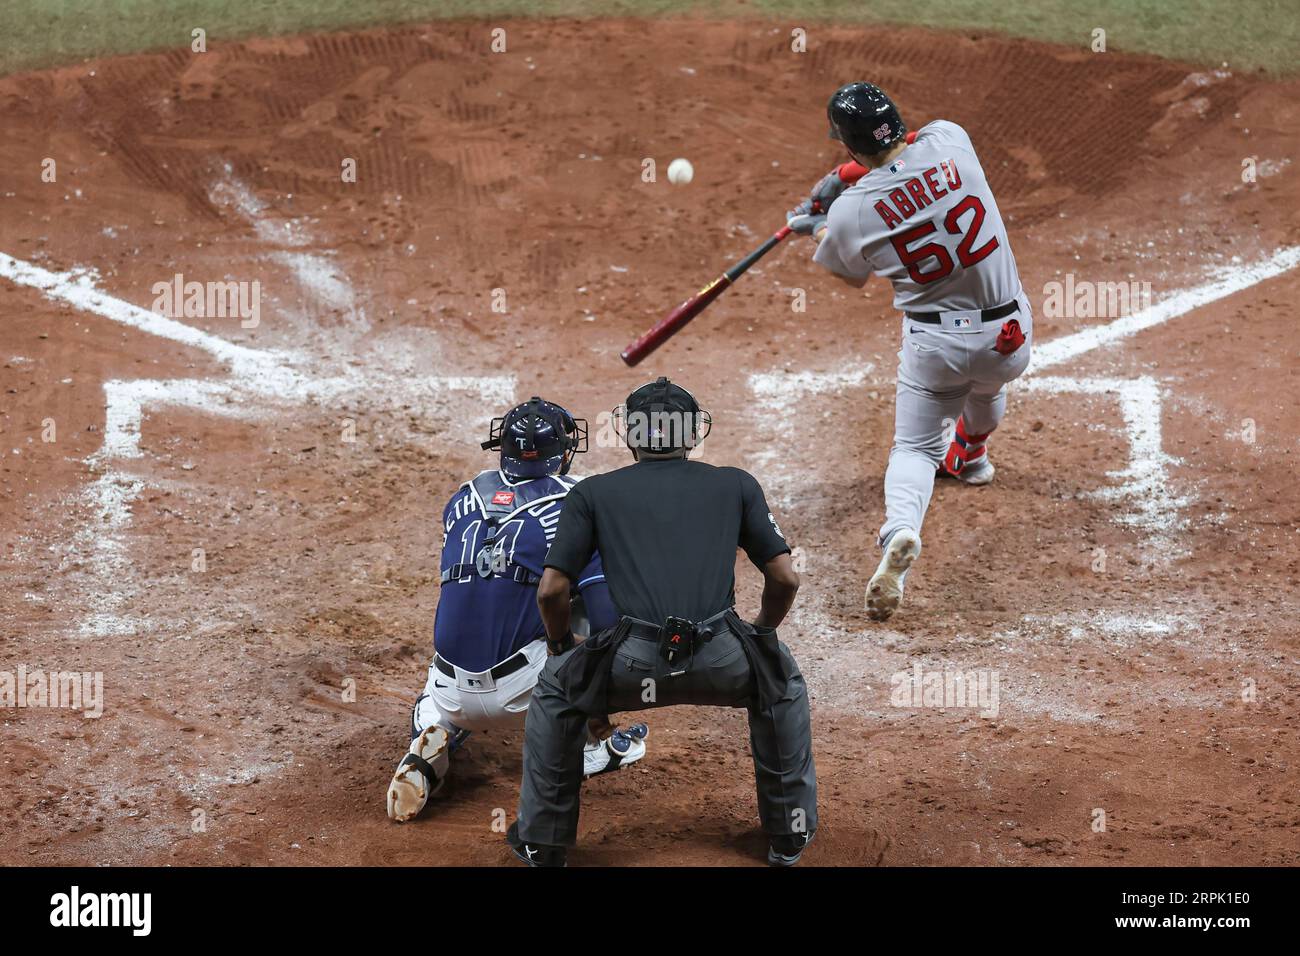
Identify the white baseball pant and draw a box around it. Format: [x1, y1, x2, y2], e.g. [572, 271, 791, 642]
[878, 292, 1033, 545]
[412, 639, 549, 736]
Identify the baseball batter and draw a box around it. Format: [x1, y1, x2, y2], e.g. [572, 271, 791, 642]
[789, 82, 1032, 621]
[386, 397, 648, 822]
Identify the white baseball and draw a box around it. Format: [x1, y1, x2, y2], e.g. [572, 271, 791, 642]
[667, 158, 694, 185]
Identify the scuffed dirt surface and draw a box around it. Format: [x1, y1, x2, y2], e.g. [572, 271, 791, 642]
[1, 19, 1297, 866]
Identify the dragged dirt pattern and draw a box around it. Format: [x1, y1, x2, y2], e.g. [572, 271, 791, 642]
[1, 20, 1298, 865]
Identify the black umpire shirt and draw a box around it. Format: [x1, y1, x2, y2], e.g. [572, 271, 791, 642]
[544, 458, 790, 624]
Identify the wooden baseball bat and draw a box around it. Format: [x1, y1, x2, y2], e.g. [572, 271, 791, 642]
[620, 225, 794, 366]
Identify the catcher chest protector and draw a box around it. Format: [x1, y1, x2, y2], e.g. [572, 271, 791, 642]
[439, 471, 577, 585]
[827, 82, 907, 156]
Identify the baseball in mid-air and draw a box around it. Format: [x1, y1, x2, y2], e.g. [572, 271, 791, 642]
[667, 158, 694, 185]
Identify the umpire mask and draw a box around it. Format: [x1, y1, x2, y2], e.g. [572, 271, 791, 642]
[615, 377, 712, 453]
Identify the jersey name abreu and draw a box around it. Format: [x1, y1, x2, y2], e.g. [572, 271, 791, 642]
[871, 158, 966, 230]
[813, 120, 1023, 313]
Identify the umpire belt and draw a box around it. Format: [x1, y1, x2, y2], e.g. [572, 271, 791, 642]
[620, 608, 734, 642]
[905, 299, 1019, 325]
[434, 648, 530, 685]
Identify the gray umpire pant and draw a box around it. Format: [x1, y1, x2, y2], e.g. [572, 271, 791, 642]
[516, 630, 817, 847]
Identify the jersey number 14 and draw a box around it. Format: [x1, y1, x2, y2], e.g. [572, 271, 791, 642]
[889, 195, 999, 284]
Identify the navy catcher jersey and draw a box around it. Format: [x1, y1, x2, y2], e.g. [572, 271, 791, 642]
[434, 471, 611, 672]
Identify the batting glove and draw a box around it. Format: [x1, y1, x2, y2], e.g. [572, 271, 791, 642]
[786, 200, 827, 237]
[808, 167, 852, 212]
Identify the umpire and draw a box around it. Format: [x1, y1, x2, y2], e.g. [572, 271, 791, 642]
[508, 377, 817, 866]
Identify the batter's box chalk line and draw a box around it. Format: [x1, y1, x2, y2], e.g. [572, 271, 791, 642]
[1023, 375, 1195, 561]
[745, 245, 1300, 556]
[1, 248, 515, 638]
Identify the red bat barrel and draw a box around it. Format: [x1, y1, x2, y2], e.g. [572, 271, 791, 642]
[620, 226, 793, 367]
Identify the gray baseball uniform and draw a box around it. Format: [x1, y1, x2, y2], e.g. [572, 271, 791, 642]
[813, 120, 1032, 543]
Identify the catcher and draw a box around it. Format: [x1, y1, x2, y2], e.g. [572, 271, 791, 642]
[386, 397, 648, 822]
[788, 82, 1033, 621]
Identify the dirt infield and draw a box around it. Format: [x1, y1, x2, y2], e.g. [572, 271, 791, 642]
[1, 18, 1298, 866]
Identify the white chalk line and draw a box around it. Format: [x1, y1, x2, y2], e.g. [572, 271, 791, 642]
[0, 252, 272, 373]
[1013, 248, 1300, 554]
[1018, 248, 1299, 548]
[1030, 245, 1300, 371]
[747, 245, 1300, 549]
[749, 363, 877, 408]
[788, 602, 1229, 725]
[2, 232, 513, 637]
[1024, 375, 1193, 560]
[743, 245, 1296, 717]
[746, 362, 884, 508]
[207, 168, 361, 324]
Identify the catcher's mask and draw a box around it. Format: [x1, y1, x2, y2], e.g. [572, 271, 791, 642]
[614, 377, 712, 453]
[827, 81, 907, 156]
[481, 396, 587, 480]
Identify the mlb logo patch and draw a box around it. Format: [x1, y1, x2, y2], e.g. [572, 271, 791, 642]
[491, 491, 515, 505]
[954, 317, 972, 328]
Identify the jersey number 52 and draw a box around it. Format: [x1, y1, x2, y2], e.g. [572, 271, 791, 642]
[889, 195, 999, 284]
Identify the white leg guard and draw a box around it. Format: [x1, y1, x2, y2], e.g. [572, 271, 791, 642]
[386, 725, 451, 822]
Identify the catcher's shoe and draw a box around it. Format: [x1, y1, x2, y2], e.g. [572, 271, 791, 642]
[583, 726, 648, 778]
[507, 822, 566, 867]
[939, 417, 995, 485]
[386, 725, 451, 822]
[619, 721, 649, 742]
[866, 529, 921, 622]
[767, 830, 816, 867]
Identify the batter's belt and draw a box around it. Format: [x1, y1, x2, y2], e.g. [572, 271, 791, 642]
[905, 299, 1019, 325]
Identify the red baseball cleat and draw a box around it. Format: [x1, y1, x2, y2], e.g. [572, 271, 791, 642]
[939, 417, 995, 485]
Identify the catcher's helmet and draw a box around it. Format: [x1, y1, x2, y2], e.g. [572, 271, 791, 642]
[617, 377, 712, 453]
[827, 82, 907, 156]
[481, 397, 587, 480]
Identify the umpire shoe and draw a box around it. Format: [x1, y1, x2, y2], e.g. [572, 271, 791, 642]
[866, 529, 922, 622]
[507, 822, 567, 867]
[767, 830, 815, 867]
